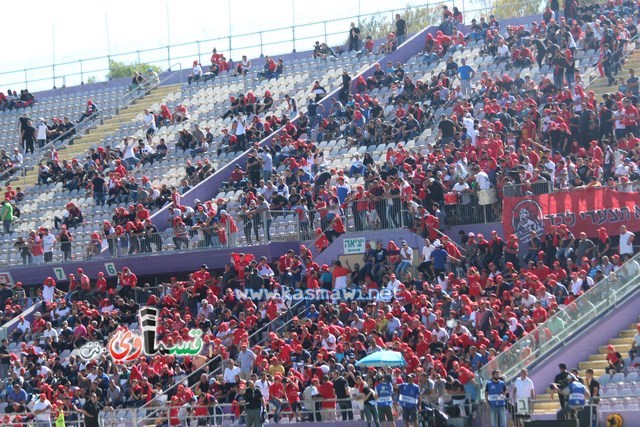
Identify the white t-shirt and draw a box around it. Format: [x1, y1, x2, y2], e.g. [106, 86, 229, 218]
[33, 399, 52, 421]
[37, 123, 48, 140]
[42, 234, 56, 253]
[223, 366, 241, 383]
[123, 143, 136, 160]
[143, 113, 156, 130]
[513, 377, 535, 400]
[422, 244, 435, 262]
[475, 171, 491, 191]
[255, 379, 271, 401]
[400, 246, 413, 263]
[42, 285, 56, 303]
[43, 328, 58, 342]
[233, 117, 246, 135]
[620, 231, 635, 255]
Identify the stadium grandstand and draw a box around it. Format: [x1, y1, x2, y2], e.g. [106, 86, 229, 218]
[0, 1, 639, 427]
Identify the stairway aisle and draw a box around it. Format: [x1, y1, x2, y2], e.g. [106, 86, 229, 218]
[21, 84, 181, 187]
[532, 317, 639, 416]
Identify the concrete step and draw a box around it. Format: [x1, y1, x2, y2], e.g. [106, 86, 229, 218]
[609, 337, 634, 346]
[579, 360, 610, 370]
[20, 83, 182, 187]
[599, 344, 631, 353]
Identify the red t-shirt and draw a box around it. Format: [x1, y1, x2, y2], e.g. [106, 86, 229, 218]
[121, 273, 137, 288]
[318, 382, 336, 408]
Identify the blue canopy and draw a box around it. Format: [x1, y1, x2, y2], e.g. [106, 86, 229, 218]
[355, 350, 407, 367]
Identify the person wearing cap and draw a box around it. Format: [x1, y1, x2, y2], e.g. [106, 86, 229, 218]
[241, 380, 264, 427]
[398, 373, 420, 427]
[554, 373, 589, 420]
[32, 392, 53, 426]
[485, 370, 507, 427]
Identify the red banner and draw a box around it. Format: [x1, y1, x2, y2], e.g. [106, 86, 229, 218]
[502, 187, 640, 243]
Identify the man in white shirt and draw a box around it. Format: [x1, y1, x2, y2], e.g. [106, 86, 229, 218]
[520, 290, 537, 309]
[474, 166, 491, 191]
[232, 114, 247, 150]
[497, 40, 510, 59]
[36, 119, 48, 149]
[396, 240, 413, 278]
[419, 238, 436, 279]
[512, 368, 535, 411]
[122, 137, 140, 170]
[143, 109, 156, 142]
[255, 371, 272, 404]
[11, 148, 23, 167]
[321, 328, 336, 351]
[452, 177, 470, 193]
[32, 393, 53, 423]
[41, 228, 56, 263]
[43, 322, 58, 343]
[52, 301, 70, 326]
[223, 360, 241, 385]
[619, 225, 635, 258]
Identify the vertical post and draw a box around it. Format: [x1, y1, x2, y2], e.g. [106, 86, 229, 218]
[52, 23, 56, 89]
[24, 69, 28, 89]
[228, 0, 232, 59]
[291, 0, 296, 53]
[259, 32, 264, 57]
[79, 60, 84, 84]
[107, 55, 111, 80]
[197, 41, 201, 64]
[137, 51, 141, 65]
[324, 21, 328, 44]
[167, 46, 171, 71]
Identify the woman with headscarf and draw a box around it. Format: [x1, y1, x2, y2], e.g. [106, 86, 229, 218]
[607, 344, 625, 372]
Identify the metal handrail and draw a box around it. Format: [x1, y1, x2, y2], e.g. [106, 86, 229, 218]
[477, 251, 640, 383]
[35, 62, 183, 156]
[0, 0, 551, 92]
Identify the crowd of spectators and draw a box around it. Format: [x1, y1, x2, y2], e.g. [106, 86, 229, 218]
[3, 4, 640, 425]
[0, 89, 35, 112]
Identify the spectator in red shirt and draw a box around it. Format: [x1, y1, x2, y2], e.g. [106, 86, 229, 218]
[118, 266, 137, 300]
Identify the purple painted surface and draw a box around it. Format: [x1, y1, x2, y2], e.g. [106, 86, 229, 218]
[528, 290, 640, 394]
[7, 241, 299, 286]
[313, 228, 424, 266]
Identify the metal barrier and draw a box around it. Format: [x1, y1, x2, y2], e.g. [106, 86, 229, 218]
[106, 392, 481, 427]
[503, 181, 553, 198]
[478, 251, 640, 383]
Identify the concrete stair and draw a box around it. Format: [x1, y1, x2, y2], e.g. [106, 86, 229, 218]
[21, 84, 181, 186]
[531, 319, 638, 415]
[590, 46, 640, 100]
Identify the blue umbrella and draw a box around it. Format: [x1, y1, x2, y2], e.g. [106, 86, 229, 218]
[355, 350, 407, 367]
